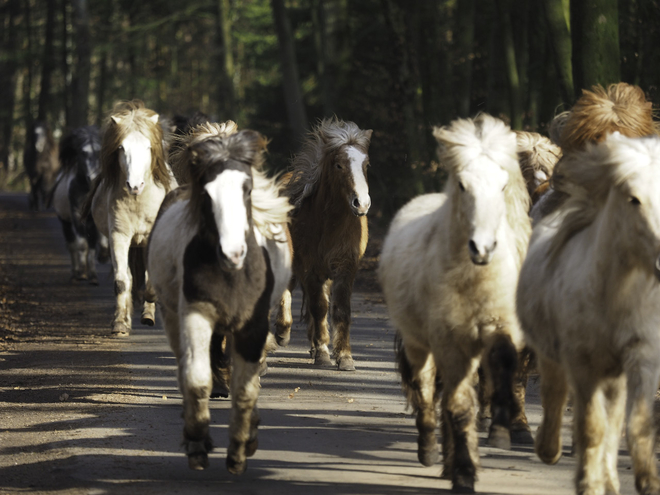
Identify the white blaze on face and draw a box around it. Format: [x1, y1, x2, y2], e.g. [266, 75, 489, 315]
[35, 127, 47, 153]
[346, 146, 371, 213]
[204, 169, 250, 269]
[119, 131, 152, 195]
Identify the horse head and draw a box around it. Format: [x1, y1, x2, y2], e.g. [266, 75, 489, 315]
[78, 127, 102, 184]
[556, 133, 660, 282]
[189, 130, 264, 271]
[434, 115, 524, 266]
[112, 113, 159, 195]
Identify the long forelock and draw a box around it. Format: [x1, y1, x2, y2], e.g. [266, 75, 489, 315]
[435, 115, 531, 263]
[285, 118, 371, 207]
[101, 104, 170, 191]
[170, 120, 238, 185]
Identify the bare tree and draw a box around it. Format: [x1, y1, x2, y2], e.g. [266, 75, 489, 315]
[216, 0, 236, 121]
[0, 0, 20, 171]
[543, 0, 574, 103]
[36, 0, 56, 122]
[270, 0, 308, 145]
[69, 0, 91, 128]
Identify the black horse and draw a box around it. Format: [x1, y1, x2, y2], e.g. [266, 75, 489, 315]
[52, 126, 109, 284]
[24, 121, 60, 211]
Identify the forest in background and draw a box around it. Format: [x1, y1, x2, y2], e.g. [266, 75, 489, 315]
[1, 0, 658, 221]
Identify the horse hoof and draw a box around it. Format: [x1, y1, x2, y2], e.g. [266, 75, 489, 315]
[111, 323, 130, 337]
[337, 355, 356, 371]
[188, 452, 209, 470]
[226, 456, 247, 475]
[313, 349, 333, 367]
[451, 475, 475, 494]
[487, 424, 511, 450]
[275, 332, 290, 347]
[210, 384, 230, 399]
[418, 447, 439, 467]
[245, 438, 258, 458]
[510, 425, 534, 445]
[141, 315, 155, 326]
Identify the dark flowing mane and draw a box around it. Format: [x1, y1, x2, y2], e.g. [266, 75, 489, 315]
[186, 130, 268, 224]
[284, 117, 373, 207]
[100, 100, 171, 192]
[59, 126, 100, 173]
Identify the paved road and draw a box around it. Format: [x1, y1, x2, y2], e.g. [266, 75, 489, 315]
[0, 192, 642, 494]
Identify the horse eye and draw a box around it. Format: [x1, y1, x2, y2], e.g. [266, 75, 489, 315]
[629, 196, 641, 206]
[336, 161, 342, 170]
[458, 181, 465, 192]
[118, 145, 124, 151]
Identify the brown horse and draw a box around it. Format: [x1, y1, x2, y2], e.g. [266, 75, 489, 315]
[275, 118, 373, 371]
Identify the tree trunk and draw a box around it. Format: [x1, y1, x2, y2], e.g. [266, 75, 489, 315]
[61, 0, 71, 128]
[270, 0, 308, 145]
[543, 0, 574, 103]
[319, 0, 349, 116]
[576, 0, 620, 89]
[496, 0, 523, 130]
[69, 0, 91, 128]
[216, 0, 236, 121]
[37, 0, 56, 122]
[23, 0, 34, 126]
[454, 0, 476, 118]
[0, 0, 20, 172]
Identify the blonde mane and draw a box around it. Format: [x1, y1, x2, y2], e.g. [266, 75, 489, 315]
[516, 131, 562, 198]
[175, 122, 292, 239]
[285, 117, 373, 207]
[433, 114, 532, 264]
[101, 100, 172, 192]
[558, 83, 656, 153]
[548, 133, 657, 263]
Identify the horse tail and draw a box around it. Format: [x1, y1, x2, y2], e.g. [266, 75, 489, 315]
[394, 331, 442, 411]
[80, 175, 101, 220]
[129, 246, 146, 303]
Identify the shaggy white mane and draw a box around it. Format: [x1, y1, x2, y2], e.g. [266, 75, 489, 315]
[173, 120, 292, 240]
[433, 114, 531, 263]
[286, 117, 372, 207]
[549, 133, 660, 262]
[515, 131, 562, 197]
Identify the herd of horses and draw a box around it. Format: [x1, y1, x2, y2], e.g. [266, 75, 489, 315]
[21, 82, 660, 495]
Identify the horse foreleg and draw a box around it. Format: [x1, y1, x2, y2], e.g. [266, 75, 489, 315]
[274, 277, 295, 346]
[484, 333, 518, 450]
[305, 277, 332, 366]
[331, 274, 356, 371]
[61, 219, 85, 281]
[141, 269, 156, 326]
[602, 375, 626, 495]
[180, 308, 214, 470]
[83, 217, 100, 285]
[110, 232, 133, 336]
[396, 339, 439, 468]
[572, 373, 607, 495]
[226, 314, 269, 475]
[439, 353, 480, 494]
[210, 333, 231, 399]
[510, 347, 534, 445]
[535, 355, 568, 465]
[625, 351, 660, 495]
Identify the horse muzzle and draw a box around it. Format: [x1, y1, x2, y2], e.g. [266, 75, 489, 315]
[350, 195, 371, 217]
[468, 239, 496, 266]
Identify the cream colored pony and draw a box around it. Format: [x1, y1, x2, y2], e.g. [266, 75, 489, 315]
[379, 114, 531, 494]
[88, 100, 176, 336]
[518, 133, 660, 495]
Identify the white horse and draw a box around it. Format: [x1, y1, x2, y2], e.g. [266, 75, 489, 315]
[87, 100, 176, 336]
[148, 130, 292, 473]
[378, 114, 531, 494]
[517, 133, 660, 495]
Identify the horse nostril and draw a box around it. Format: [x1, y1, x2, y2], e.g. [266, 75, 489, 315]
[468, 240, 478, 256]
[352, 197, 360, 209]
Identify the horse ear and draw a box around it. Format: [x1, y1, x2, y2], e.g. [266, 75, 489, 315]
[149, 114, 159, 124]
[364, 129, 373, 143]
[111, 115, 122, 125]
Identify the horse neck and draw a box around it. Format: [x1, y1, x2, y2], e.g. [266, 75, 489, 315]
[310, 178, 359, 232]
